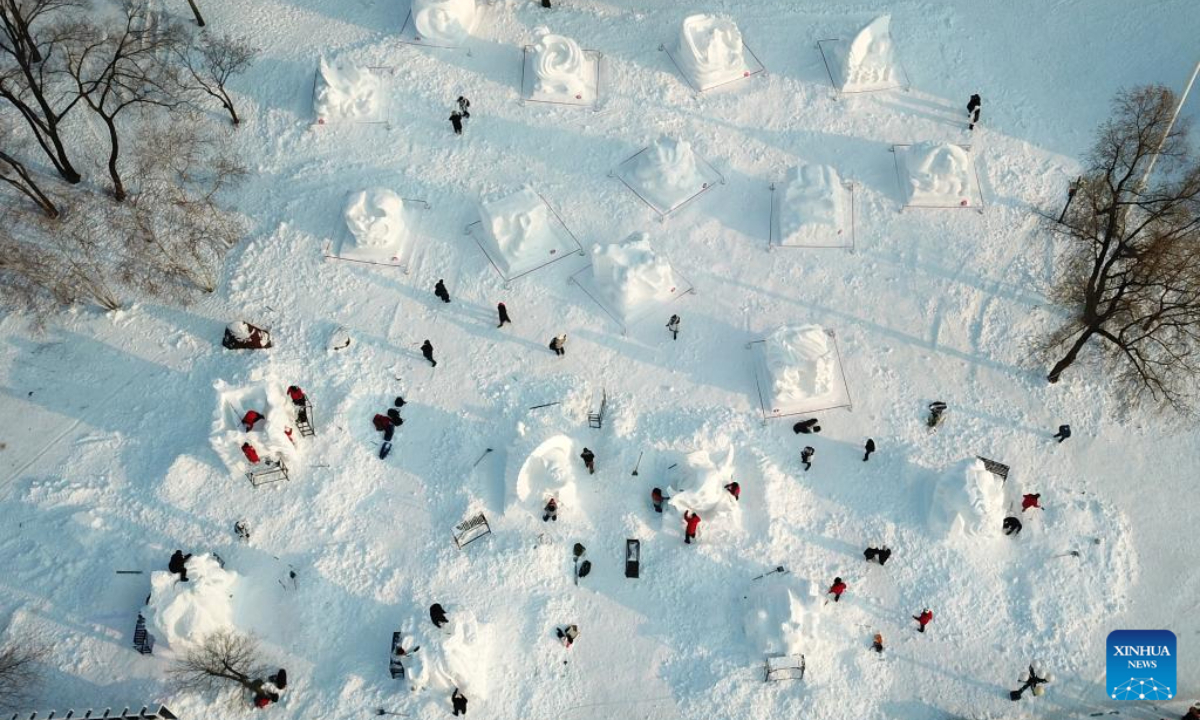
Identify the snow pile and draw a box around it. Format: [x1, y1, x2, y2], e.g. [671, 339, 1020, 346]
[406, 611, 490, 699]
[211, 378, 301, 476]
[667, 447, 739, 520]
[513, 433, 580, 516]
[928, 459, 1006, 538]
[839, 15, 899, 91]
[476, 187, 559, 276]
[625, 136, 709, 212]
[531, 27, 589, 98]
[144, 554, 239, 650]
[313, 57, 382, 123]
[412, 0, 477, 46]
[763, 325, 837, 407]
[775, 164, 847, 246]
[590, 233, 683, 320]
[743, 574, 821, 656]
[905, 141, 973, 206]
[674, 14, 747, 89]
[344, 188, 408, 256]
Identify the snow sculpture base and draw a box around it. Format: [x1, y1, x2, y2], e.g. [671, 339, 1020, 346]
[312, 60, 390, 126]
[743, 574, 821, 658]
[326, 192, 430, 271]
[466, 187, 583, 284]
[748, 326, 852, 419]
[769, 165, 855, 249]
[144, 554, 239, 650]
[816, 16, 909, 95]
[661, 15, 765, 93]
[399, 0, 483, 49]
[893, 142, 984, 210]
[568, 232, 694, 333]
[613, 138, 724, 219]
[520, 44, 602, 108]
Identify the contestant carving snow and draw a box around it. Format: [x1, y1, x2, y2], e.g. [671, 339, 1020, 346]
[674, 14, 747, 88]
[743, 574, 821, 656]
[144, 554, 239, 649]
[840, 15, 899, 91]
[929, 459, 1006, 538]
[515, 434, 579, 513]
[776, 165, 845, 243]
[314, 57, 382, 121]
[764, 325, 837, 407]
[531, 28, 589, 98]
[477, 187, 556, 275]
[627, 136, 708, 211]
[591, 233, 681, 320]
[344, 189, 407, 251]
[905, 141, 972, 205]
[412, 0, 477, 45]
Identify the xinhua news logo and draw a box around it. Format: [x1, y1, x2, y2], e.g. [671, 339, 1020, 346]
[1106, 630, 1176, 701]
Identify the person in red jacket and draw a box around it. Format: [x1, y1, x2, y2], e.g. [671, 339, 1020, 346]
[242, 410, 263, 431]
[913, 608, 933, 632]
[241, 442, 260, 464]
[724, 481, 740, 501]
[827, 576, 847, 603]
[683, 511, 701, 544]
[1021, 493, 1041, 512]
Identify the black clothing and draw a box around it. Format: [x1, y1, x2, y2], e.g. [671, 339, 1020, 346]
[1003, 516, 1022, 535]
[793, 418, 820, 434]
[394, 396, 407, 408]
[497, 303, 511, 327]
[387, 408, 402, 424]
[452, 689, 467, 716]
[580, 448, 595, 474]
[269, 669, 288, 690]
[450, 113, 463, 135]
[864, 438, 876, 461]
[435, 280, 450, 303]
[1052, 424, 1071, 442]
[421, 340, 437, 367]
[864, 547, 891, 565]
[967, 94, 981, 129]
[169, 550, 192, 581]
[430, 603, 449, 628]
[666, 314, 680, 340]
[800, 447, 814, 471]
[456, 96, 470, 118]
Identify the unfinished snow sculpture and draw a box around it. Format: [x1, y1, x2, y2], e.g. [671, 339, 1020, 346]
[477, 187, 555, 276]
[743, 574, 821, 656]
[776, 165, 846, 245]
[628, 136, 707, 212]
[905, 141, 973, 206]
[667, 447, 739, 519]
[406, 611, 490, 699]
[144, 554, 239, 649]
[413, 0, 477, 45]
[929, 459, 1006, 538]
[840, 15, 899, 91]
[675, 14, 747, 89]
[344, 189, 407, 252]
[514, 434, 580, 515]
[591, 233, 682, 320]
[211, 379, 301, 478]
[764, 325, 837, 408]
[531, 27, 589, 98]
[314, 57, 382, 122]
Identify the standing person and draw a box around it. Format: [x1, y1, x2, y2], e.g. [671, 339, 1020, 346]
[724, 481, 740, 501]
[421, 340, 437, 367]
[650, 487, 664, 513]
[683, 510, 701, 544]
[913, 608, 933, 633]
[800, 446, 815, 471]
[496, 302, 511, 327]
[872, 633, 884, 653]
[556, 624, 579, 648]
[967, 93, 981, 130]
[235, 520, 251, 542]
[456, 96, 470, 119]
[863, 438, 876, 462]
[543, 497, 558, 522]
[1051, 424, 1071, 443]
[827, 576, 847, 603]
[1021, 493, 1041, 512]
[451, 688, 468, 716]
[549, 333, 567, 356]
[429, 603, 449, 629]
[580, 447, 595, 474]
[449, 111, 464, 135]
[434, 279, 451, 303]
[666, 314, 681, 340]
[287, 386, 309, 423]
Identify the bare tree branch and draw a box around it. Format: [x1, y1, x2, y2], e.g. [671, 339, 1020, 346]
[176, 31, 256, 125]
[0, 633, 48, 710]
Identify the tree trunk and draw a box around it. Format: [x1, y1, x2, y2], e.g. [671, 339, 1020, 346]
[0, 151, 59, 218]
[185, 0, 206, 26]
[103, 117, 126, 202]
[1047, 328, 1096, 383]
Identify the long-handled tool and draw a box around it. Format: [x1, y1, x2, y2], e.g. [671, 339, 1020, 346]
[631, 451, 643, 476]
[752, 565, 787, 581]
[472, 448, 494, 468]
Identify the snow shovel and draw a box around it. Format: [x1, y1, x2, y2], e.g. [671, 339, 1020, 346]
[472, 448, 494, 468]
[752, 565, 787, 581]
[631, 451, 643, 476]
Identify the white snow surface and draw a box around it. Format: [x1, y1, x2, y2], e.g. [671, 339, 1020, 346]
[904, 141, 974, 206]
[764, 325, 838, 407]
[313, 57, 383, 122]
[531, 28, 589, 99]
[623, 136, 709, 212]
[673, 14, 747, 90]
[412, 0, 477, 46]
[144, 554, 239, 650]
[590, 233, 682, 321]
[775, 164, 848, 246]
[928, 458, 1007, 538]
[0, 1, 1198, 719]
[838, 15, 900, 91]
[742, 574, 821, 657]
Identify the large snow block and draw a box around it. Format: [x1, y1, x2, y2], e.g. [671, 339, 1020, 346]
[313, 58, 387, 125]
[211, 378, 302, 480]
[749, 325, 852, 418]
[613, 137, 724, 218]
[469, 187, 582, 282]
[144, 554, 239, 650]
[894, 142, 983, 209]
[771, 165, 853, 249]
[743, 574, 821, 657]
[666, 447, 740, 523]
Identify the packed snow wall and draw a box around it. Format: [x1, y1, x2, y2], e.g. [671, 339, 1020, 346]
[667, 447, 739, 520]
[590, 233, 682, 320]
[743, 574, 821, 656]
[674, 14, 747, 89]
[211, 378, 301, 476]
[513, 433, 581, 515]
[412, 0, 477, 45]
[775, 164, 847, 245]
[839, 15, 899, 91]
[405, 611, 490, 699]
[314, 58, 383, 123]
[763, 325, 838, 409]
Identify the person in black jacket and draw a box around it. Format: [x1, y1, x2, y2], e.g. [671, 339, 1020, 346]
[169, 550, 192, 581]
[434, 279, 451, 303]
[449, 112, 464, 135]
[580, 448, 595, 474]
[452, 688, 468, 715]
[1051, 424, 1071, 443]
[456, 96, 470, 119]
[430, 603, 449, 628]
[421, 340, 437, 367]
[497, 302, 511, 327]
[863, 438, 876, 461]
[967, 94, 982, 130]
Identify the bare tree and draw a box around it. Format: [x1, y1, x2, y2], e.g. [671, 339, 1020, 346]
[1043, 85, 1200, 410]
[0, 634, 48, 710]
[63, 1, 184, 201]
[169, 631, 265, 698]
[183, 0, 205, 27]
[0, 0, 86, 183]
[177, 32, 256, 125]
[0, 147, 58, 216]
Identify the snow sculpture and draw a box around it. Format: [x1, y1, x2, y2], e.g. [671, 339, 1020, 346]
[406, 611, 490, 699]
[840, 15, 899, 91]
[764, 325, 837, 408]
[591, 233, 681, 320]
[144, 554, 239, 649]
[929, 459, 1006, 538]
[667, 447, 739, 519]
[211, 378, 301, 476]
[515, 434, 580, 514]
[674, 14, 747, 89]
[776, 165, 846, 244]
[344, 189, 407, 252]
[905, 141, 973, 206]
[627, 136, 708, 212]
[531, 28, 589, 98]
[477, 188, 556, 276]
[314, 57, 383, 122]
[413, 0, 477, 45]
[743, 574, 821, 656]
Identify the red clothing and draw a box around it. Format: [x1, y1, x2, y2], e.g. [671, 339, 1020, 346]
[725, 482, 740, 500]
[373, 414, 393, 432]
[1021, 494, 1041, 511]
[829, 581, 847, 597]
[242, 443, 260, 464]
[684, 512, 701, 534]
[916, 610, 933, 626]
[287, 387, 306, 403]
[242, 410, 263, 431]
[254, 696, 271, 708]
[651, 489, 663, 502]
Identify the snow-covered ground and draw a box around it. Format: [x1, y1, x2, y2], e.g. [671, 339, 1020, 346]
[1, 1, 1198, 719]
